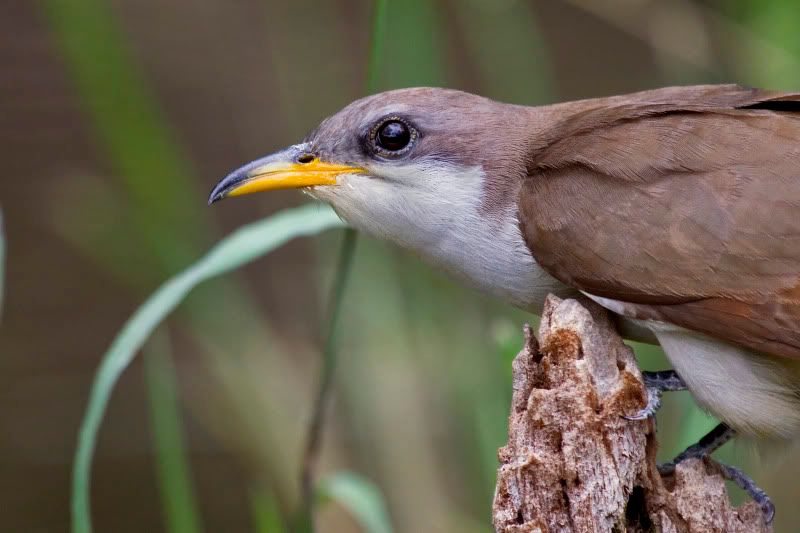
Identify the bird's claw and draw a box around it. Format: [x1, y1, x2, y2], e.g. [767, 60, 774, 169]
[623, 385, 662, 420]
[716, 462, 775, 525]
[659, 460, 775, 526]
[657, 423, 774, 526]
[623, 370, 686, 420]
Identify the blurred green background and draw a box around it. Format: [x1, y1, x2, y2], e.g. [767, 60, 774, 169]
[3, 0, 800, 531]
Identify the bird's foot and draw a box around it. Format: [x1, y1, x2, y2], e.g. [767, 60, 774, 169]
[623, 370, 687, 421]
[658, 423, 774, 525]
[716, 462, 775, 525]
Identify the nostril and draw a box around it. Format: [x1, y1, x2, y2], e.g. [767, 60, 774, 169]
[297, 153, 315, 164]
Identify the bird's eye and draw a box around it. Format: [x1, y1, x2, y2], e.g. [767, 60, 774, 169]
[377, 121, 410, 151]
[372, 118, 416, 155]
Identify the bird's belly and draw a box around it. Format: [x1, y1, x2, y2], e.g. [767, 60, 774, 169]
[650, 322, 800, 437]
[583, 291, 800, 437]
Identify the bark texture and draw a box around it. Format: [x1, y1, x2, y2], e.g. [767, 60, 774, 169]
[492, 296, 770, 533]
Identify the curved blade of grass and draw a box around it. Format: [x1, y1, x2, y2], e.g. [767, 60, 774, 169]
[72, 204, 345, 533]
[317, 472, 393, 533]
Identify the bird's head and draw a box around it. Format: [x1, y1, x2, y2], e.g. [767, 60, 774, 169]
[209, 88, 535, 248]
[209, 87, 569, 307]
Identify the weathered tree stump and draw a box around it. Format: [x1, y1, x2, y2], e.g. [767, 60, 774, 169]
[492, 296, 770, 533]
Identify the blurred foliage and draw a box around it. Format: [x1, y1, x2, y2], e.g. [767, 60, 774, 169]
[249, 484, 285, 533]
[3, 0, 799, 532]
[453, 0, 554, 103]
[40, 0, 207, 279]
[719, 0, 800, 87]
[317, 472, 394, 533]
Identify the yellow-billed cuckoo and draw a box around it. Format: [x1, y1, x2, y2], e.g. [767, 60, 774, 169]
[210, 84, 800, 520]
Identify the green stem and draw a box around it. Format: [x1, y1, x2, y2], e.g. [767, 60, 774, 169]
[295, 0, 388, 529]
[297, 228, 358, 529]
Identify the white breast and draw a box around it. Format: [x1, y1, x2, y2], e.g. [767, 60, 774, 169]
[432, 201, 568, 309]
[322, 161, 570, 310]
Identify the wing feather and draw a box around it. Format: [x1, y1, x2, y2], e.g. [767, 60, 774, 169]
[519, 85, 800, 358]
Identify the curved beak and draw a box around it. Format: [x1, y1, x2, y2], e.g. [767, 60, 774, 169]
[208, 144, 365, 205]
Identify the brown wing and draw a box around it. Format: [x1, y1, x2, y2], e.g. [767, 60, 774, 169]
[519, 85, 800, 358]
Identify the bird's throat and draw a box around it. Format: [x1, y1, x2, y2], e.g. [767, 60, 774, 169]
[322, 162, 571, 310]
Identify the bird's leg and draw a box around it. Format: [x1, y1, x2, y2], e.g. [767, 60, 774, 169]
[658, 422, 734, 474]
[623, 370, 687, 421]
[658, 423, 775, 525]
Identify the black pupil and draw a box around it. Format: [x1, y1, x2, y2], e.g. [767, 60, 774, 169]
[377, 121, 410, 151]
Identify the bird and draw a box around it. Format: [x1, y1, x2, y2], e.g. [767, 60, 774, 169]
[210, 84, 800, 521]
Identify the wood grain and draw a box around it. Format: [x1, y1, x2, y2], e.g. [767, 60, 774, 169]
[492, 296, 769, 532]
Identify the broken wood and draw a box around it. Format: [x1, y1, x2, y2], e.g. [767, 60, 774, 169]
[492, 296, 769, 532]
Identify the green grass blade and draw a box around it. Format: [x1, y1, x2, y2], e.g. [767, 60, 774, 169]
[250, 485, 286, 533]
[380, 0, 446, 88]
[452, 0, 553, 104]
[317, 472, 393, 533]
[144, 332, 203, 533]
[366, 0, 389, 94]
[72, 204, 345, 533]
